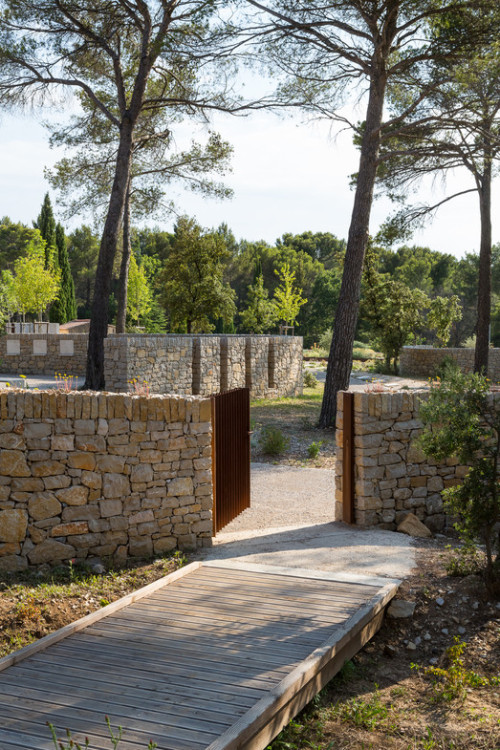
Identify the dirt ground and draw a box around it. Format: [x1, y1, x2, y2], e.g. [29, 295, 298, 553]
[270, 540, 500, 750]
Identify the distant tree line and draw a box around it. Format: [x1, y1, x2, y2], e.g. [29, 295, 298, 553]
[1, 201, 498, 369]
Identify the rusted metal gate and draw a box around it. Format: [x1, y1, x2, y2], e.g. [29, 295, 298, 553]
[343, 391, 355, 524]
[211, 388, 251, 533]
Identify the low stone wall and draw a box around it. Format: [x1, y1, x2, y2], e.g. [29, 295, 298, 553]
[0, 390, 213, 571]
[335, 390, 472, 531]
[400, 346, 500, 380]
[104, 334, 303, 399]
[0, 334, 88, 376]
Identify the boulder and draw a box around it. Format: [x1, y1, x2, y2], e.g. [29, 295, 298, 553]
[397, 512, 432, 538]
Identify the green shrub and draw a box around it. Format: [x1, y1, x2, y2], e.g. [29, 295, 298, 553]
[307, 440, 323, 459]
[303, 370, 319, 388]
[417, 367, 500, 588]
[258, 425, 290, 456]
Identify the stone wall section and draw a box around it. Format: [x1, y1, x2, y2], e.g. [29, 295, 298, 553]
[0, 391, 213, 572]
[220, 336, 247, 392]
[0, 334, 88, 376]
[335, 390, 471, 532]
[400, 346, 500, 380]
[104, 335, 193, 394]
[192, 337, 220, 395]
[269, 336, 304, 397]
[245, 337, 269, 399]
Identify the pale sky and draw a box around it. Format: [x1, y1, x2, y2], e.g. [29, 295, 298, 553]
[0, 107, 494, 258]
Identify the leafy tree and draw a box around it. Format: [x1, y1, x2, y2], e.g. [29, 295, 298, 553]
[160, 217, 236, 334]
[276, 231, 345, 270]
[33, 193, 56, 268]
[0, 270, 15, 331]
[0, 0, 241, 388]
[273, 263, 307, 331]
[49, 223, 77, 324]
[12, 239, 60, 320]
[418, 367, 500, 588]
[379, 6, 500, 373]
[66, 226, 100, 318]
[127, 253, 152, 328]
[362, 246, 429, 372]
[427, 296, 463, 347]
[241, 0, 478, 426]
[240, 273, 277, 333]
[0, 217, 41, 271]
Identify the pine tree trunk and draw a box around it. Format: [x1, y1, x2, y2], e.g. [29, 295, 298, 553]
[85, 124, 133, 389]
[319, 72, 387, 428]
[116, 182, 132, 334]
[474, 152, 492, 375]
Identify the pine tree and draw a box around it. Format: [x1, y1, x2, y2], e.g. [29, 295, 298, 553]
[49, 223, 77, 323]
[34, 193, 57, 268]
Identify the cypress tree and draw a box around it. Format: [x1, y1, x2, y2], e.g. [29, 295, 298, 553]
[49, 223, 77, 323]
[34, 193, 57, 268]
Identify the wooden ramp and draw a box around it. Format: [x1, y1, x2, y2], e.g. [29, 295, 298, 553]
[0, 561, 399, 750]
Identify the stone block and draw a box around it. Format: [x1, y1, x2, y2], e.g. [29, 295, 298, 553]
[51, 435, 75, 451]
[56, 486, 89, 506]
[129, 536, 153, 557]
[153, 537, 177, 554]
[103, 473, 130, 498]
[0, 433, 25, 450]
[32, 460, 65, 477]
[50, 521, 89, 537]
[28, 492, 62, 521]
[0, 450, 30, 477]
[81, 471, 102, 490]
[0, 509, 28, 542]
[100, 499, 123, 517]
[168, 477, 194, 497]
[28, 539, 76, 564]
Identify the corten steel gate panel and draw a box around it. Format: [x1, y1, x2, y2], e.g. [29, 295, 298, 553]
[211, 388, 251, 533]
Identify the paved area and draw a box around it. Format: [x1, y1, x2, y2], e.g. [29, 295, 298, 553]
[0, 374, 85, 390]
[201, 463, 415, 582]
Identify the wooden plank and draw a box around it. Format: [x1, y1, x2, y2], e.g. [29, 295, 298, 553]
[205, 582, 396, 750]
[62, 630, 305, 671]
[3, 665, 259, 710]
[0, 561, 202, 673]
[202, 560, 399, 589]
[0, 683, 242, 728]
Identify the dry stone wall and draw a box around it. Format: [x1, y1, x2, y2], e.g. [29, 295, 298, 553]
[400, 346, 500, 380]
[0, 334, 88, 376]
[0, 390, 213, 571]
[104, 335, 193, 394]
[104, 334, 302, 399]
[335, 390, 471, 532]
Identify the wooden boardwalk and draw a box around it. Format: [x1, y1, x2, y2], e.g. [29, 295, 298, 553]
[0, 561, 399, 750]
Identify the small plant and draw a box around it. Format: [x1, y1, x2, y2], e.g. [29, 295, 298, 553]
[445, 542, 484, 577]
[303, 370, 319, 388]
[332, 686, 390, 730]
[416, 637, 500, 703]
[128, 377, 150, 396]
[258, 425, 290, 456]
[15, 597, 43, 625]
[307, 440, 323, 459]
[48, 717, 157, 749]
[172, 550, 188, 567]
[55, 372, 76, 392]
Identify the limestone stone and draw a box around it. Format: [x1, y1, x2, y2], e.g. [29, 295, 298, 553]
[388, 600, 416, 619]
[12, 477, 44, 491]
[0, 433, 25, 450]
[51, 434, 75, 451]
[32, 460, 65, 477]
[0, 555, 28, 571]
[28, 539, 76, 563]
[50, 521, 89, 537]
[0, 450, 30, 477]
[129, 536, 153, 557]
[68, 453, 96, 471]
[167, 477, 194, 498]
[44, 475, 72, 490]
[397, 513, 432, 538]
[28, 492, 62, 521]
[131, 464, 154, 483]
[103, 473, 130, 498]
[24, 423, 52, 438]
[0, 509, 28, 542]
[75, 435, 106, 452]
[153, 536, 177, 554]
[100, 499, 123, 517]
[96, 455, 126, 473]
[81, 471, 102, 490]
[56, 486, 89, 506]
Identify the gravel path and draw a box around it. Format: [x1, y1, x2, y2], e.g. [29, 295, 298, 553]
[218, 462, 337, 536]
